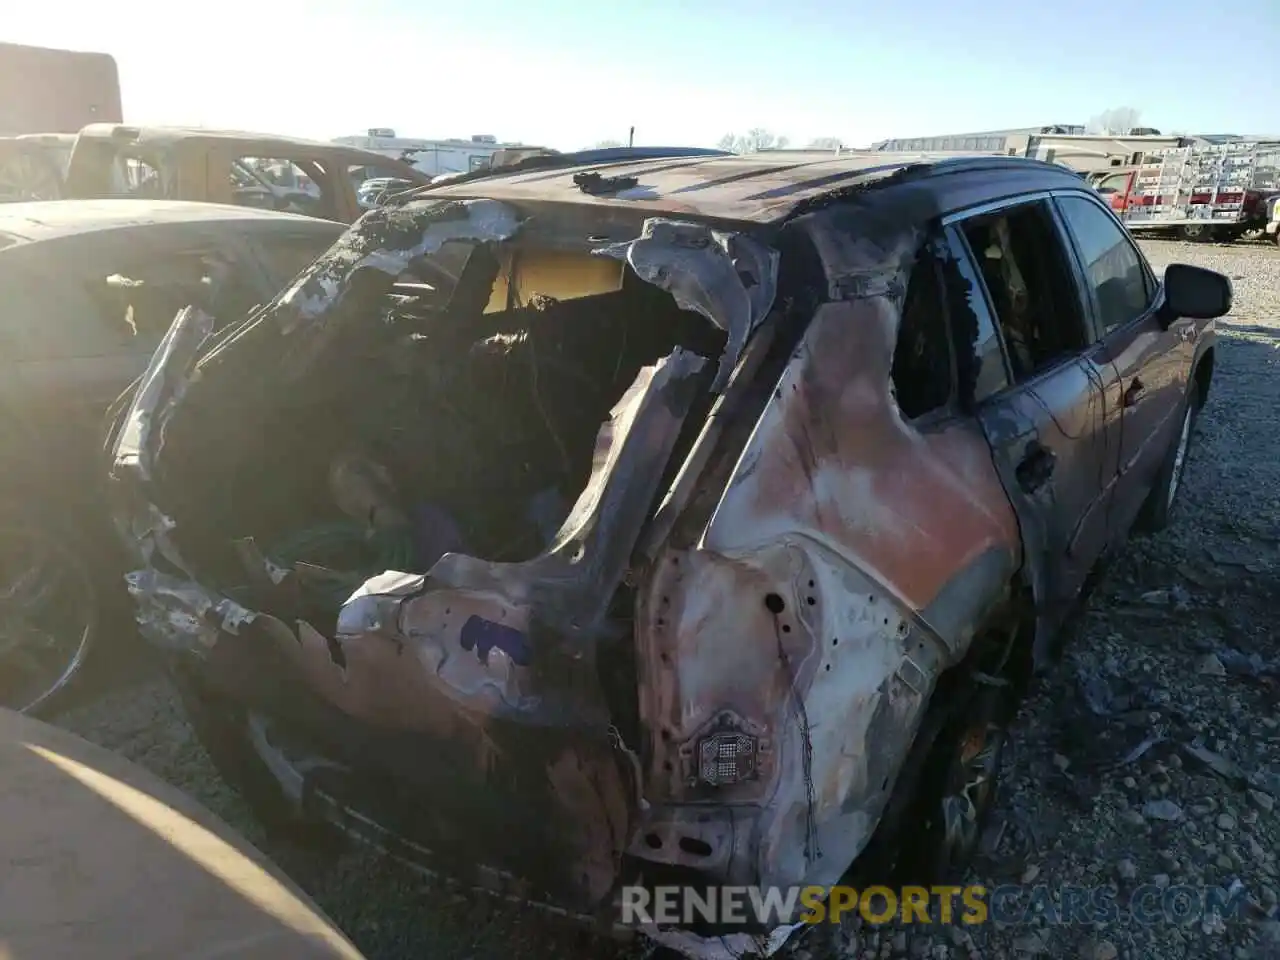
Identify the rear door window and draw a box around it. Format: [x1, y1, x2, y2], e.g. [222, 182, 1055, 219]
[256, 231, 344, 289]
[891, 243, 955, 419]
[233, 156, 339, 220]
[958, 200, 1089, 382]
[85, 249, 238, 351]
[939, 227, 1010, 405]
[5, 252, 219, 361]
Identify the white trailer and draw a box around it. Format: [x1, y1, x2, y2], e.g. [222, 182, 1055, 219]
[1023, 133, 1187, 174]
[331, 130, 537, 178]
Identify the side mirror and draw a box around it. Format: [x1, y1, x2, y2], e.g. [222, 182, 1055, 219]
[1160, 263, 1232, 323]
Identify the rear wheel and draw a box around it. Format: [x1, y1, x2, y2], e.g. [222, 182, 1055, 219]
[172, 667, 342, 848]
[1180, 223, 1214, 242]
[908, 680, 1012, 883]
[0, 513, 98, 715]
[1134, 380, 1200, 534]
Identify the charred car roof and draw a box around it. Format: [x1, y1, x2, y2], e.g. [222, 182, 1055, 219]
[419, 151, 1088, 224]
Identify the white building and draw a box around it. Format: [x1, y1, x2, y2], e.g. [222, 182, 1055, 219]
[331, 129, 538, 178]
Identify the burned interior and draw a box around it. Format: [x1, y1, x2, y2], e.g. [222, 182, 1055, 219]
[138, 202, 754, 631]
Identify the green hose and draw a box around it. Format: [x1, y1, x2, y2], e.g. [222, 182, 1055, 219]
[267, 521, 418, 605]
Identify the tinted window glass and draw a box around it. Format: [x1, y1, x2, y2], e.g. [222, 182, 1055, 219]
[1056, 195, 1153, 334]
[258, 232, 343, 289]
[86, 249, 230, 350]
[234, 156, 337, 219]
[960, 201, 1086, 382]
[1095, 172, 1132, 195]
[891, 248, 953, 419]
[940, 229, 1009, 404]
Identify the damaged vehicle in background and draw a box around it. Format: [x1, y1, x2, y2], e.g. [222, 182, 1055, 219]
[60, 125, 431, 223]
[0, 135, 68, 201]
[107, 152, 1229, 958]
[0, 199, 345, 715]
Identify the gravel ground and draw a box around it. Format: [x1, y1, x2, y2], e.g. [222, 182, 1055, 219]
[52, 238, 1280, 960]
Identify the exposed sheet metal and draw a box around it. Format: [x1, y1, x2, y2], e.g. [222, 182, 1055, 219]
[112, 305, 213, 482]
[595, 219, 778, 390]
[276, 198, 520, 330]
[627, 196, 1022, 918]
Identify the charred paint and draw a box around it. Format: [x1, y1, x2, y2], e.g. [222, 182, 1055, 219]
[629, 196, 1022, 900]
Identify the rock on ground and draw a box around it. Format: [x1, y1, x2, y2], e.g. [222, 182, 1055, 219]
[53, 239, 1280, 960]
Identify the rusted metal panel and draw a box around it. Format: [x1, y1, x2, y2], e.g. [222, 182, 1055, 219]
[424, 152, 1084, 224]
[628, 201, 1022, 905]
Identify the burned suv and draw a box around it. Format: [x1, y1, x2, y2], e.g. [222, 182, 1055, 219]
[107, 153, 1227, 958]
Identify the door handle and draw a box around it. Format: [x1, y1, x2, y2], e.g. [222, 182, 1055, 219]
[1016, 440, 1056, 494]
[1123, 378, 1145, 408]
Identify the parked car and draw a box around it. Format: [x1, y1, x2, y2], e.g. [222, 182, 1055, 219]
[0, 135, 66, 200]
[0, 705, 365, 959]
[58, 125, 432, 223]
[0, 199, 346, 715]
[356, 176, 418, 209]
[106, 153, 1228, 959]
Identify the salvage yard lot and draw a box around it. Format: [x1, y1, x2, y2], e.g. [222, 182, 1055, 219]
[53, 238, 1280, 960]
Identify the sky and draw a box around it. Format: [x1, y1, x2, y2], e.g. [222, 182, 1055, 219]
[8, 0, 1280, 150]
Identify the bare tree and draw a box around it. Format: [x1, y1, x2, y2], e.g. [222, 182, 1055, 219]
[806, 137, 844, 151]
[1086, 107, 1143, 136]
[718, 128, 790, 154]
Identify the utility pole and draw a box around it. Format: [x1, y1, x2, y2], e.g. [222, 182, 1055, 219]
[628, 126, 635, 147]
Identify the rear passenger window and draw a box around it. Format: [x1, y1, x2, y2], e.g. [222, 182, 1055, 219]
[891, 247, 953, 419]
[258, 232, 342, 288]
[939, 229, 1009, 405]
[86, 250, 227, 348]
[1055, 195, 1153, 334]
[960, 201, 1086, 382]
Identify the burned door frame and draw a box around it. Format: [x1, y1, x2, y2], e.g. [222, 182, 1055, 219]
[213, 145, 352, 222]
[1049, 190, 1182, 538]
[942, 192, 1122, 660]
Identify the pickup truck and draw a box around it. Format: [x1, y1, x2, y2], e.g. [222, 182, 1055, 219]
[1094, 142, 1280, 242]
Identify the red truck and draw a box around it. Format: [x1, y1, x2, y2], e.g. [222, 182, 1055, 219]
[0, 42, 122, 135]
[1093, 141, 1280, 242]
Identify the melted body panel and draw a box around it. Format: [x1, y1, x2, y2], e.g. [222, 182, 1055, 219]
[629, 201, 1021, 896]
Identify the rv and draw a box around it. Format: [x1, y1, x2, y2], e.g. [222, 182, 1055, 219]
[332, 129, 536, 178]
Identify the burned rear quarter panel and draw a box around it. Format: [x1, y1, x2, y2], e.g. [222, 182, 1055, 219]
[631, 188, 1023, 892]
